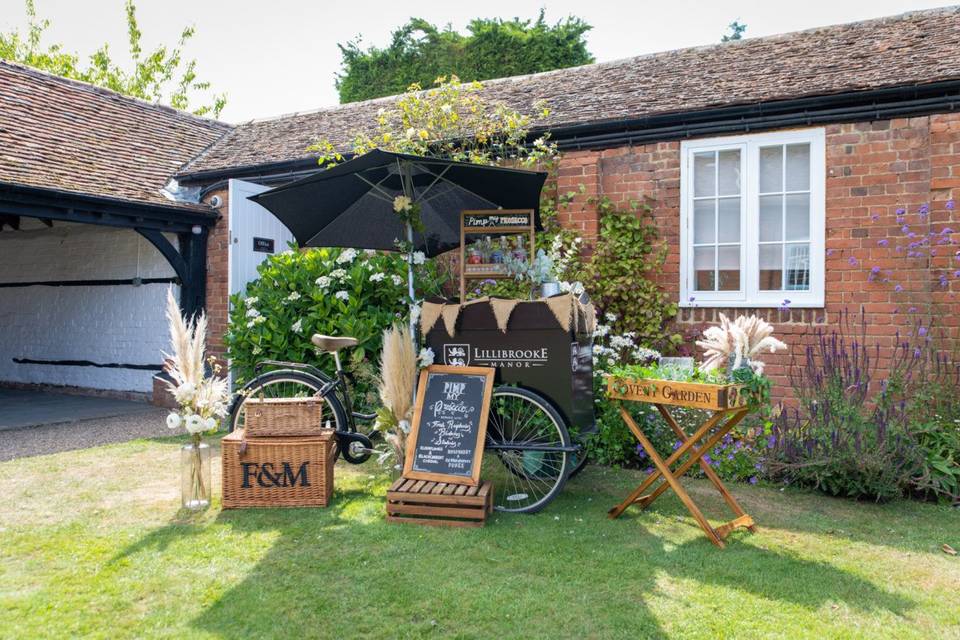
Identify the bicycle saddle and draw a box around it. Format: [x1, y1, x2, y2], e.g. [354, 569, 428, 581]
[311, 334, 359, 352]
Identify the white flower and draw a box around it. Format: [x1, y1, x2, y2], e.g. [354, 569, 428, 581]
[605, 312, 617, 323]
[418, 347, 435, 368]
[336, 248, 357, 264]
[246, 320, 255, 328]
[286, 291, 301, 301]
[410, 303, 421, 324]
[245, 308, 261, 319]
[291, 318, 303, 333]
[364, 249, 377, 256]
[166, 413, 182, 430]
[391, 274, 404, 286]
[441, 104, 452, 114]
[412, 251, 426, 265]
[244, 296, 258, 307]
[594, 324, 610, 338]
[369, 272, 386, 283]
[203, 416, 218, 432]
[405, 127, 416, 140]
[173, 382, 196, 404]
[393, 195, 412, 212]
[330, 268, 347, 280]
[185, 414, 204, 434]
[315, 276, 331, 289]
[335, 290, 350, 301]
[253, 316, 266, 325]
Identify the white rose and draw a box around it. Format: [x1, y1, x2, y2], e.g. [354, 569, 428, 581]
[174, 382, 196, 404]
[203, 416, 218, 432]
[166, 413, 182, 430]
[185, 414, 203, 434]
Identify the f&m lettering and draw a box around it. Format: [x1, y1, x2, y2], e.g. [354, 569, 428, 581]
[241, 462, 311, 488]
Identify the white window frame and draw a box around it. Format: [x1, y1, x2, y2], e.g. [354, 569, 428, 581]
[680, 128, 826, 308]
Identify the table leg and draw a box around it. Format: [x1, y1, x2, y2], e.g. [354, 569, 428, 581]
[636, 408, 750, 510]
[655, 405, 757, 533]
[607, 405, 727, 518]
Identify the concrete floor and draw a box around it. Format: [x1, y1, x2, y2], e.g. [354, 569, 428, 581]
[0, 389, 170, 461]
[0, 388, 155, 430]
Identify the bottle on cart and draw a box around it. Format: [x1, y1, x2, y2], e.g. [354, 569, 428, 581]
[490, 236, 504, 264]
[512, 235, 528, 264]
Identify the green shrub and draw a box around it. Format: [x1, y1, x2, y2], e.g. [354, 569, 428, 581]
[224, 247, 446, 408]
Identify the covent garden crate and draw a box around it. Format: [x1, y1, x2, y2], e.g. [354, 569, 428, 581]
[605, 376, 749, 411]
[221, 429, 336, 508]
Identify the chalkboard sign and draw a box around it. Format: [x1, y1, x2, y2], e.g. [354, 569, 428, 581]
[403, 365, 495, 485]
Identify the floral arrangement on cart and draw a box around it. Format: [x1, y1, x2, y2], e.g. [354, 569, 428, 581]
[162, 289, 230, 511]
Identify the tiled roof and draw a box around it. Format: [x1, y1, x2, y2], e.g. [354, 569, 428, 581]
[0, 61, 231, 210]
[180, 7, 960, 177]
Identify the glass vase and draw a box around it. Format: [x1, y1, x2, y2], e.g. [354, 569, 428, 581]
[181, 439, 211, 511]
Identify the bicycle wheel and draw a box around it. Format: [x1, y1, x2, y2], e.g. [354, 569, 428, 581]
[482, 387, 571, 514]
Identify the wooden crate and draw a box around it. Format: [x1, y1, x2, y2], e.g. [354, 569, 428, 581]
[243, 396, 324, 438]
[222, 429, 336, 509]
[386, 478, 493, 527]
[606, 377, 748, 411]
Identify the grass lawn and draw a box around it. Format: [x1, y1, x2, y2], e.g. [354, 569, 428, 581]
[1, 436, 958, 639]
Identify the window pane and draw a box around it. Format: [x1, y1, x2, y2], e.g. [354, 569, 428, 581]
[694, 246, 716, 291]
[784, 243, 811, 290]
[759, 195, 783, 242]
[785, 144, 811, 191]
[717, 197, 740, 243]
[759, 244, 783, 291]
[717, 246, 740, 291]
[694, 152, 716, 197]
[759, 146, 783, 193]
[785, 193, 810, 241]
[718, 150, 741, 196]
[694, 199, 715, 244]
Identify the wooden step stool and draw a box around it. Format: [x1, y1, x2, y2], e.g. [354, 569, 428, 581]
[386, 478, 493, 527]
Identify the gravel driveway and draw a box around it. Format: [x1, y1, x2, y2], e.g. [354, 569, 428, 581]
[0, 407, 171, 462]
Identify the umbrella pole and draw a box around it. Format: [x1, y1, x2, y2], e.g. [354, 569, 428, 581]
[406, 220, 418, 350]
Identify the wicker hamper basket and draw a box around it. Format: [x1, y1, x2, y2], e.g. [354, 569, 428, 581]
[242, 396, 324, 438]
[222, 429, 336, 508]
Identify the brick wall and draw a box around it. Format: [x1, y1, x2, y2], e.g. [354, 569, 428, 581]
[204, 188, 230, 365]
[555, 116, 960, 402]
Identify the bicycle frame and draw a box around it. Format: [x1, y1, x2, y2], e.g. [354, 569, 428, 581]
[253, 358, 376, 433]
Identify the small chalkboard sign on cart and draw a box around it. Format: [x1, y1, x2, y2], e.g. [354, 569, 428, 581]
[403, 365, 496, 486]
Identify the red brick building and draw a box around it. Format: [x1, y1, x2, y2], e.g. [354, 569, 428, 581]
[3, 8, 959, 400]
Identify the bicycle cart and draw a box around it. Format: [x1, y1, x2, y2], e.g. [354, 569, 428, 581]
[422, 294, 596, 512]
[227, 295, 595, 514]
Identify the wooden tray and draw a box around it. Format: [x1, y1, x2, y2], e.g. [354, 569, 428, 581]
[386, 478, 493, 527]
[606, 377, 747, 411]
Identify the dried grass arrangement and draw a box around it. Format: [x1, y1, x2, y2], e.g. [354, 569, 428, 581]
[696, 313, 787, 374]
[374, 323, 418, 471]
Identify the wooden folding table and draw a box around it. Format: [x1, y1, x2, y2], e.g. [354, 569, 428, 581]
[605, 377, 757, 548]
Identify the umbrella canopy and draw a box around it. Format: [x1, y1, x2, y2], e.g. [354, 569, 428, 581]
[249, 149, 547, 257]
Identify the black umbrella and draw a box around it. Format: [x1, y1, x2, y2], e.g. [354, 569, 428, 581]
[250, 149, 547, 339]
[249, 149, 547, 257]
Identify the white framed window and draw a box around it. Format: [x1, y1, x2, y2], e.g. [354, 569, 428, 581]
[680, 128, 825, 308]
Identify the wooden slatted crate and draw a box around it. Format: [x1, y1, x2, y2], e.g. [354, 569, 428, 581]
[386, 478, 493, 527]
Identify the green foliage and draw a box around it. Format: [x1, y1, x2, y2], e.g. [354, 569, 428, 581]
[336, 11, 593, 103]
[310, 75, 558, 169]
[0, 0, 225, 117]
[223, 247, 446, 408]
[722, 21, 747, 42]
[582, 197, 680, 350]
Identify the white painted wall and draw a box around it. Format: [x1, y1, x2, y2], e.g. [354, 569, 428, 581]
[0, 221, 178, 393]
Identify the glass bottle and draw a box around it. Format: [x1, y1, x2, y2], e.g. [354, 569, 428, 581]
[181, 438, 211, 511]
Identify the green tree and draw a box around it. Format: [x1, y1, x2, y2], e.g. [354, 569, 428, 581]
[722, 20, 747, 42]
[336, 10, 593, 103]
[0, 0, 225, 117]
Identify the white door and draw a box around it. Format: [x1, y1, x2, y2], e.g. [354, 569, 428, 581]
[228, 179, 295, 298]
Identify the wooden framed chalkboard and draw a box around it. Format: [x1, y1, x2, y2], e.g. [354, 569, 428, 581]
[402, 365, 496, 485]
